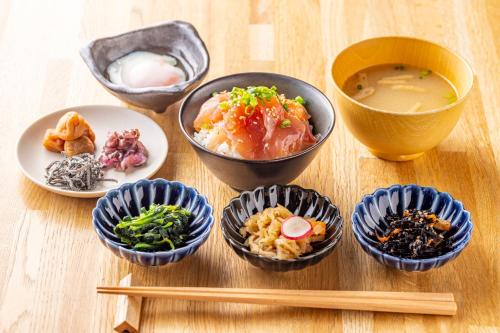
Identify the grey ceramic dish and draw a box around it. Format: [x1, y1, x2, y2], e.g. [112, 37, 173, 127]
[179, 72, 336, 190]
[80, 20, 209, 112]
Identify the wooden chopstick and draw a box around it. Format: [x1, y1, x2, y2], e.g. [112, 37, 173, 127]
[97, 286, 457, 316]
[97, 286, 454, 302]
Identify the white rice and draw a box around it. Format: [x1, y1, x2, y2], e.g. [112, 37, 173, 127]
[194, 122, 241, 158]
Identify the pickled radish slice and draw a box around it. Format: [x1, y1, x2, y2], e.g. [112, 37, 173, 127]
[281, 216, 312, 240]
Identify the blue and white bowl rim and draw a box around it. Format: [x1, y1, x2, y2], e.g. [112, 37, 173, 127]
[92, 178, 214, 258]
[351, 183, 473, 264]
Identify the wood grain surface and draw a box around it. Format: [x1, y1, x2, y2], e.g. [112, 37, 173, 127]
[0, 0, 498, 332]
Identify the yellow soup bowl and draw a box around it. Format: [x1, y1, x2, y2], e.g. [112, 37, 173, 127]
[331, 36, 474, 161]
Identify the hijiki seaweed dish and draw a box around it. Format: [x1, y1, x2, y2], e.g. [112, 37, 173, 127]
[374, 209, 453, 259]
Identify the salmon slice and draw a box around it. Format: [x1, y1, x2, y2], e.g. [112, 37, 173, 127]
[223, 102, 266, 159]
[223, 96, 316, 159]
[193, 92, 230, 131]
[265, 100, 316, 158]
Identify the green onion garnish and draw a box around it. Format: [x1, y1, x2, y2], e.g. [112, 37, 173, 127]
[444, 92, 457, 104]
[294, 96, 305, 105]
[419, 69, 432, 79]
[218, 101, 229, 110]
[228, 86, 278, 109]
[280, 119, 292, 128]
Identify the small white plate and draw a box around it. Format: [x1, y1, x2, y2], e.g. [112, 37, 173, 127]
[16, 105, 168, 198]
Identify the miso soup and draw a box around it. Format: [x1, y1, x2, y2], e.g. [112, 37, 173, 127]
[343, 64, 458, 113]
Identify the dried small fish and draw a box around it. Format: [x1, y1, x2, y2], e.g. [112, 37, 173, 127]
[375, 209, 453, 259]
[45, 153, 116, 191]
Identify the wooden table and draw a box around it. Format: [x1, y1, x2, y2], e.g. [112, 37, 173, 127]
[1, 0, 499, 332]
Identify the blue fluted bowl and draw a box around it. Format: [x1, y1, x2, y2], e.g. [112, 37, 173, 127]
[92, 179, 214, 266]
[352, 184, 473, 271]
[221, 185, 343, 272]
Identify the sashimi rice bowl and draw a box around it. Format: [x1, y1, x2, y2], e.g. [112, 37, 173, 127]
[179, 72, 335, 190]
[193, 85, 319, 160]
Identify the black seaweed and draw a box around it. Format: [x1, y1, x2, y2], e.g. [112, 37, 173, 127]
[374, 209, 453, 259]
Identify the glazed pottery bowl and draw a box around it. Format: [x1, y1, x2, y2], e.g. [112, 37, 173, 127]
[352, 184, 473, 271]
[92, 178, 214, 266]
[179, 72, 335, 191]
[80, 20, 209, 112]
[221, 185, 343, 272]
[331, 36, 474, 161]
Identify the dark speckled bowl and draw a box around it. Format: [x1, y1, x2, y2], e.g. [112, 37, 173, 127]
[221, 185, 343, 272]
[80, 21, 209, 112]
[179, 72, 335, 190]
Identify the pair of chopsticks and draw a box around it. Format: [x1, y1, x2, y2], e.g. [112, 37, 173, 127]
[97, 286, 457, 315]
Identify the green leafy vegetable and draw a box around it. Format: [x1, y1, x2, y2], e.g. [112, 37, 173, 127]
[283, 103, 289, 111]
[113, 204, 191, 252]
[280, 119, 292, 128]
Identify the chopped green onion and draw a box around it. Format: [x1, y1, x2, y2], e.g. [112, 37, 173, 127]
[419, 69, 432, 79]
[218, 101, 229, 110]
[283, 103, 289, 111]
[280, 119, 292, 128]
[228, 85, 278, 109]
[200, 123, 212, 130]
[294, 96, 305, 105]
[444, 92, 457, 104]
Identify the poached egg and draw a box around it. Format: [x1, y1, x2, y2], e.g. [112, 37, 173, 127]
[107, 51, 186, 88]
